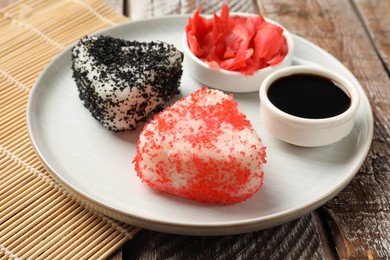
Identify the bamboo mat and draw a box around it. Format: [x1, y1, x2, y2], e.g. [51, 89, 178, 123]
[0, 0, 141, 259]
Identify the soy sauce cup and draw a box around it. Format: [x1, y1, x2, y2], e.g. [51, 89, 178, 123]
[259, 65, 360, 147]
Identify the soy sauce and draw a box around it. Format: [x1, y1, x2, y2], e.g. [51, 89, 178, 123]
[267, 74, 351, 119]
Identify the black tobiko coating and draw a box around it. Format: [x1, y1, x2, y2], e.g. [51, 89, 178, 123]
[71, 35, 184, 131]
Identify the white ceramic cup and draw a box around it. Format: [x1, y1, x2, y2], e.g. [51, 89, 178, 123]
[183, 17, 294, 93]
[259, 65, 360, 147]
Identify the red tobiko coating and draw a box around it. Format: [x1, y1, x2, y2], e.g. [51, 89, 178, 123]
[133, 87, 267, 205]
[185, 4, 288, 75]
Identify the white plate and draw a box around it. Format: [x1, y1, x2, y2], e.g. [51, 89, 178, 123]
[27, 15, 373, 235]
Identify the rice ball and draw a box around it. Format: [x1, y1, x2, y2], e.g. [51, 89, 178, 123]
[133, 87, 266, 204]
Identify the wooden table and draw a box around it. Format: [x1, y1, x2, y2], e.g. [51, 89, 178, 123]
[109, 0, 389, 259]
[1, 0, 387, 259]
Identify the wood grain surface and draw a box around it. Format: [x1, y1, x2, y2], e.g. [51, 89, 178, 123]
[119, 0, 390, 259]
[2, 0, 388, 259]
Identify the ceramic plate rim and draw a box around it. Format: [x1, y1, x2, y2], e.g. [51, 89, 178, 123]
[26, 15, 373, 234]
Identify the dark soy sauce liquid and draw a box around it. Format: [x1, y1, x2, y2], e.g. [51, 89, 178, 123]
[267, 74, 351, 119]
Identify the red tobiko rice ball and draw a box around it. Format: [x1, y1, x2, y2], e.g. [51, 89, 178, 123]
[133, 87, 267, 204]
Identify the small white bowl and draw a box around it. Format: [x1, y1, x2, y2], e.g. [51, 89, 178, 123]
[183, 17, 294, 93]
[259, 65, 360, 147]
